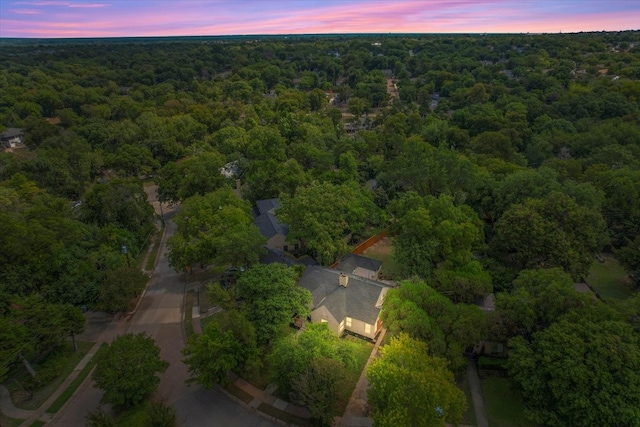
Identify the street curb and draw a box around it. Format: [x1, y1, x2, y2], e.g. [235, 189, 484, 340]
[127, 217, 168, 317]
[216, 384, 290, 427]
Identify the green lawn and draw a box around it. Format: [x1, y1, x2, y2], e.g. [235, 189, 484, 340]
[6, 341, 94, 410]
[334, 335, 374, 415]
[368, 252, 402, 280]
[0, 415, 23, 427]
[586, 255, 634, 300]
[144, 222, 164, 271]
[184, 290, 195, 338]
[481, 376, 536, 427]
[47, 343, 107, 414]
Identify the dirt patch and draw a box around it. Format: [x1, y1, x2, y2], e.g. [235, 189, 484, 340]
[363, 236, 392, 256]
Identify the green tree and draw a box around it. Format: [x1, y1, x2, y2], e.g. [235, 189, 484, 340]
[381, 279, 486, 371]
[156, 151, 227, 204]
[98, 266, 149, 313]
[0, 316, 28, 381]
[167, 187, 266, 271]
[145, 401, 177, 427]
[269, 322, 358, 397]
[182, 321, 243, 387]
[80, 179, 155, 245]
[93, 333, 169, 409]
[236, 264, 311, 345]
[490, 192, 608, 279]
[278, 181, 381, 264]
[367, 333, 466, 427]
[618, 235, 640, 272]
[291, 357, 347, 427]
[508, 316, 640, 427]
[491, 268, 593, 341]
[391, 193, 484, 280]
[382, 138, 478, 202]
[432, 260, 492, 304]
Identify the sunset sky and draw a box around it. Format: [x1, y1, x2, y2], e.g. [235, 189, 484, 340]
[1, 0, 639, 38]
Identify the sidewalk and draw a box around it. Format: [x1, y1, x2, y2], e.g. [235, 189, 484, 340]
[338, 328, 387, 427]
[193, 307, 311, 425]
[0, 217, 167, 426]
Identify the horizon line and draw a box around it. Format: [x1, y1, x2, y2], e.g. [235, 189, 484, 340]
[2, 29, 639, 41]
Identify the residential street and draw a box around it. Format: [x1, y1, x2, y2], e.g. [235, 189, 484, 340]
[50, 192, 275, 427]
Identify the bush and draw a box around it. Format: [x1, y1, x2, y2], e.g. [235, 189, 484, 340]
[86, 408, 115, 427]
[145, 401, 176, 427]
[26, 350, 66, 390]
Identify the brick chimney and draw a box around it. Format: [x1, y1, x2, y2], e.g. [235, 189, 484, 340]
[339, 273, 349, 288]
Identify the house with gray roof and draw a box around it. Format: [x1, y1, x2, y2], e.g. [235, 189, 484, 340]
[1, 128, 24, 149]
[298, 266, 390, 340]
[335, 253, 382, 280]
[253, 198, 300, 253]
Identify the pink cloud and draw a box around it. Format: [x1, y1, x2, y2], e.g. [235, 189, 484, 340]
[10, 9, 40, 14]
[1, 0, 638, 38]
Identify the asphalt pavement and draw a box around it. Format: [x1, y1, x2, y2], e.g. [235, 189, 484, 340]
[49, 193, 276, 426]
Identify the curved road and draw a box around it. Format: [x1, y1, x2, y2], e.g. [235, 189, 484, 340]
[52, 196, 275, 426]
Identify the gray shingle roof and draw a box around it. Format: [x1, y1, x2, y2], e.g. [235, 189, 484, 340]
[298, 266, 390, 325]
[1, 128, 23, 138]
[253, 198, 289, 239]
[336, 254, 382, 275]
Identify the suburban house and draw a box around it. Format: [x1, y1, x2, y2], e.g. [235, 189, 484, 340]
[335, 253, 382, 280]
[1, 128, 24, 149]
[253, 198, 300, 253]
[297, 266, 391, 340]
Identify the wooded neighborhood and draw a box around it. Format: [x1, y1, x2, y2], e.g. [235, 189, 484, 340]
[1, 30, 640, 427]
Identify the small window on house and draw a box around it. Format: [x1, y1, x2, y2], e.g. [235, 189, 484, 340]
[321, 319, 328, 323]
[364, 324, 372, 334]
[345, 317, 352, 327]
[283, 245, 288, 252]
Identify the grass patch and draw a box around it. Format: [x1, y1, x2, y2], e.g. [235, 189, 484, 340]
[0, 415, 24, 427]
[478, 356, 508, 371]
[6, 341, 94, 410]
[258, 402, 313, 427]
[456, 372, 477, 426]
[46, 343, 107, 414]
[115, 404, 148, 427]
[198, 282, 214, 315]
[224, 381, 254, 404]
[481, 376, 536, 427]
[369, 252, 402, 280]
[586, 255, 634, 300]
[184, 290, 195, 338]
[29, 421, 46, 427]
[145, 222, 165, 271]
[334, 335, 374, 415]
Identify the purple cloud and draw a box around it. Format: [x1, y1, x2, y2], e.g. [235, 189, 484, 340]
[0, 0, 638, 38]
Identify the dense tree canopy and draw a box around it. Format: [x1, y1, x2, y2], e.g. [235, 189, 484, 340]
[93, 333, 169, 409]
[508, 315, 640, 427]
[278, 180, 382, 264]
[381, 279, 486, 370]
[367, 333, 466, 427]
[1, 31, 640, 422]
[167, 187, 265, 271]
[235, 263, 311, 345]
